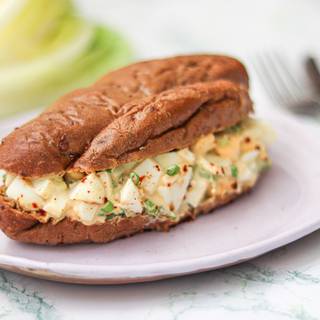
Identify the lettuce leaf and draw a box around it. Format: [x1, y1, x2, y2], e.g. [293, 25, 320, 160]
[0, 0, 133, 117]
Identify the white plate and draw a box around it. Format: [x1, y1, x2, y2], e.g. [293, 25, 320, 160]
[0, 113, 319, 284]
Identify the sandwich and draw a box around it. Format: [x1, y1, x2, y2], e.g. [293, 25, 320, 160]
[0, 55, 272, 245]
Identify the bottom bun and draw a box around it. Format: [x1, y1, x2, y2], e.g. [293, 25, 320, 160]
[0, 185, 253, 245]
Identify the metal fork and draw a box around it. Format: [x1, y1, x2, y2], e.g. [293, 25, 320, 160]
[253, 53, 320, 117]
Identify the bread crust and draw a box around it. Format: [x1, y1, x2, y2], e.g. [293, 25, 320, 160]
[75, 81, 252, 171]
[0, 186, 252, 245]
[0, 55, 249, 178]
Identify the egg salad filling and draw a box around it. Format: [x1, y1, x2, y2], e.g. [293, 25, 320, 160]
[0, 119, 274, 225]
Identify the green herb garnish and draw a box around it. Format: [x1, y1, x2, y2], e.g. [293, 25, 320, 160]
[231, 165, 238, 178]
[98, 207, 126, 220]
[118, 209, 127, 217]
[144, 199, 159, 216]
[97, 212, 107, 217]
[166, 164, 180, 176]
[106, 213, 116, 220]
[166, 211, 177, 220]
[105, 169, 112, 173]
[130, 172, 140, 185]
[100, 201, 114, 213]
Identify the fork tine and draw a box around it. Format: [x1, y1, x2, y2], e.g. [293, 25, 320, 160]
[253, 54, 287, 106]
[273, 52, 304, 97]
[263, 53, 298, 105]
[254, 52, 320, 118]
[251, 57, 275, 101]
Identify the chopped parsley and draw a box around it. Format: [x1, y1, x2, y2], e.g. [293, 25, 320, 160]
[165, 211, 177, 220]
[118, 209, 127, 217]
[144, 199, 159, 217]
[97, 212, 107, 217]
[98, 207, 126, 220]
[231, 164, 238, 178]
[130, 172, 140, 185]
[104, 169, 112, 173]
[106, 213, 116, 220]
[166, 164, 180, 176]
[100, 201, 114, 214]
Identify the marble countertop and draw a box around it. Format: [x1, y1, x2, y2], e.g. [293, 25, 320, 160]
[3, 233, 320, 320]
[1, 0, 320, 319]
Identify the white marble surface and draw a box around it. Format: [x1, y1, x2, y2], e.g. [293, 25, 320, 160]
[1, 0, 320, 319]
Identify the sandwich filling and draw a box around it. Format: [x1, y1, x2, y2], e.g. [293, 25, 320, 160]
[0, 119, 273, 225]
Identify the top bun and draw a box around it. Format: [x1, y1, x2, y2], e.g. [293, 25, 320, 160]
[0, 55, 251, 177]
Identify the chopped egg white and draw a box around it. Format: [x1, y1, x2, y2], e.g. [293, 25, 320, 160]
[155, 152, 182, 169]
[33, 177, 66, 200]
[241, 150, 260, 163]
[120, 178, 143, 213]
[177, 148, 196, 165]
[42, 191, 69, 219]
[97, 171, 114, 201]
[72, 201, 100, 223]
[158, 166, 192, 212]
[185, 175, 209, 208]
[134, 159, 162, 194]
[197, 157, 225, 176]
[69, 173, 105, 204]
[237, 162, 256, 183]
[6, 177, 44, 211]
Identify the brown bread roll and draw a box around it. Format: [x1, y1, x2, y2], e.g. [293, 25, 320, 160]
[0, 55, 271, 245]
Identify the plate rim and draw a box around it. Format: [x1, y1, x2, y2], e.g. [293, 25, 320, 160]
[0, 113, 319, 284]
[0, 217, 320, 283]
